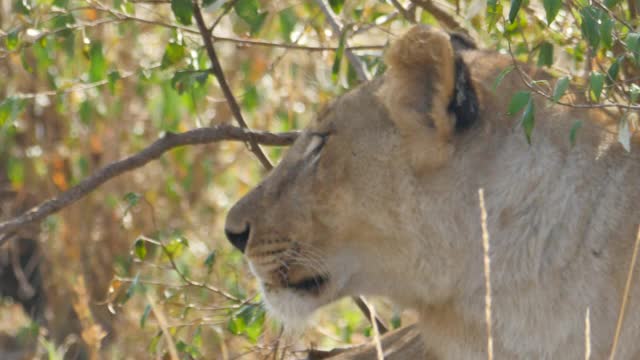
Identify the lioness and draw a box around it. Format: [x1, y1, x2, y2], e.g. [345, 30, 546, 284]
[225, 26, 640, 358]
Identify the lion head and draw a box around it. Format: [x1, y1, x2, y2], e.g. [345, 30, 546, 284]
[224, 26, 480, 325]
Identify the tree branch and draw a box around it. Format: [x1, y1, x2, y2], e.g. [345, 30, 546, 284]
[314, 0, 369, 82]
[0, 126, 299, 243]
[192, 2, 273, 170]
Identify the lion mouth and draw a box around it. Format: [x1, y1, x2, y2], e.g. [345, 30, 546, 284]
[285, 274, 329, 294]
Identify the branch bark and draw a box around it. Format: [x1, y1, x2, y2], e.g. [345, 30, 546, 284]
[0, 126, 298, 243]
[192, 3, 273, 170]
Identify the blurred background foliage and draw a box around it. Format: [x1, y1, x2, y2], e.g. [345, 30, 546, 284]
[0, 0, 638, 358]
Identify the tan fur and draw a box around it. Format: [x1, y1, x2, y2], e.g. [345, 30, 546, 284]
[226, 26, 640, 358]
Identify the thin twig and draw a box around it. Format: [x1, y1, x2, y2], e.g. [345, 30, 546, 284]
[314, 0, 369, 82]
[390, 0, 416, 23]
[353, 296, 389, 334]
[192, 2, 273, 169]
[0, 126, 299, 241]
[608, 225, 640, 360]
[209, 0, 239, 33]
[478, 189, 494, 360]
[145, 293, 179, 360]
[368, 299, 384, 360]
[410, 0, 469, 35]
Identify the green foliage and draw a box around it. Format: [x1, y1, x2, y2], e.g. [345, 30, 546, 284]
[171, 0, 193, 25]
[234, 0, 267, 35]
[508, 91, 531, 115]
[569, 120, 583, 147]
[521, 97, 535, 144]
[508, 0, 523, 24]
[589, 72, 605, 102]
[552, 76, 569, 102]
[88, 42, 107, 82]
[537, 41, 553, 67]
[542, 0, 562, 24]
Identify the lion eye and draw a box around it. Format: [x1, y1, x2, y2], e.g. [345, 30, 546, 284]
[303, 133, 328, 158]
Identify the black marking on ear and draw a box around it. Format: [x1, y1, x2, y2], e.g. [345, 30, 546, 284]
[449, 32, 477, 52]
[448, 55, 479, 132]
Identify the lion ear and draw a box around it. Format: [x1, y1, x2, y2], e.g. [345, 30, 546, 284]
[377, 26, 458, 170]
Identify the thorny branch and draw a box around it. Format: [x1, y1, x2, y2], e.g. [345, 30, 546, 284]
[0, 126, 299, 244]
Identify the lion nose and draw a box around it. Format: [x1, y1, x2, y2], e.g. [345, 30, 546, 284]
[225, 224, 250, 253]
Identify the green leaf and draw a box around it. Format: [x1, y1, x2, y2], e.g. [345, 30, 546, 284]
[604, 0, 622, 6]
[486, 1, 503, 31]
[164, 236, 188, 257]
[123, 192, 141, 207]
[6, 29, 19, 51]
[14, 0, 31, 15]
[140, 304, 151, 328]
[204, 250, 216, 273]
[580, 6, 601, 50]
[600, 17, 614, 49]
[148, 331, 162, 353]
[589, 72, 605, 102]
[606, 57, 621, 85]
[7, 158, 24, 189]
[552, 76, 570, 102]
[625, 32, 640, 65]
[88, 42, 107, 82]
[537, 42, 554, 67]
[176, 340, 200, 358]
[227, 314, 245, 335]
[507, 91, 531, 115]
[509, 0, 522, 23]
[492, 65, 514, 92]
[332, 31, 346, 84]
[134, 238, 147, 261]
[630, 83, 640, 103]
[108, 70, 120, 94]
[161, 42, 186, 68]
[0, 97, 25, 126]
[242, 86, 260, 111]
[123, 273, 141, 304]
[391, 312, 402, 329]
[521, 98, 535, 144]
[79, 100, 93, 124]
[279, 8, 297, 41]
[234, 0, 267, 35]
[329, 0, 344, 13]
[171, 0, 193, 25]
[171, 70, 209, 94]
[569, 120, 583, 147]
[202, 0, 218, 7]
[543, 0, 562, 24]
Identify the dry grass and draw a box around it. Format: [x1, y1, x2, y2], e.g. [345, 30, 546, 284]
[478, 189, 494, 360]
[585, 307, 591, 360]
[608, 225, 640, 360]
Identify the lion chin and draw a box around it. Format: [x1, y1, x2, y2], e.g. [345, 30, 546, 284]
[250, 262, 350, 332]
